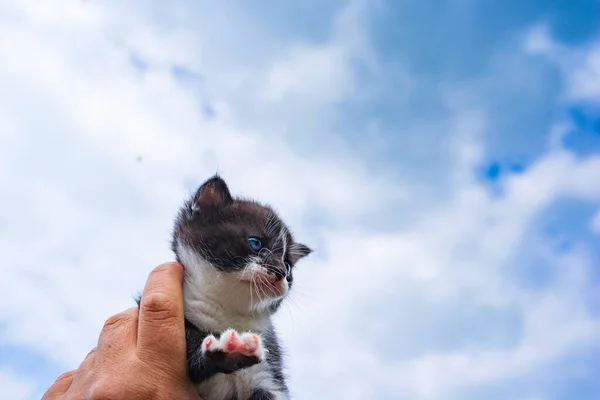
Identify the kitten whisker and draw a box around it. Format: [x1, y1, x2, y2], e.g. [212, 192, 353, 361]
[255, 276, 268, 306]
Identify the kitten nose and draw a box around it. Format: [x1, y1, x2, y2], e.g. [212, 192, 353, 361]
[265, 265, 286, 281]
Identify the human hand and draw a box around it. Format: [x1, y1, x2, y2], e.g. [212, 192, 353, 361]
[42, 262, 201, 400]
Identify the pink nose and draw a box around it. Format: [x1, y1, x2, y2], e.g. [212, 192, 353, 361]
[264, 265, 286, 281]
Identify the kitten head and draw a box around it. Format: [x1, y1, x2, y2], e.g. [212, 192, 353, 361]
[172, 175, 312, 314]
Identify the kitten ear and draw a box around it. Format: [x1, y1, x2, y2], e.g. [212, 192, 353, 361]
[289, 243, 312, 263]
[194, 175, 233, 207]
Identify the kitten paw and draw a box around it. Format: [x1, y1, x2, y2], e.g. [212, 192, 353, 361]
[200, 329, 265, 373]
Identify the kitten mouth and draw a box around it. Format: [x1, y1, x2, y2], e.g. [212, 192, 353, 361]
[247, 275, 285, 296]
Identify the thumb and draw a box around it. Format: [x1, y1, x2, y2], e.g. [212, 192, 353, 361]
[136, 262, 187, 368]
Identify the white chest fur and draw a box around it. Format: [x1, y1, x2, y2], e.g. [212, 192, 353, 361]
[177, 243, 288, 399]
[178, 243, 270, 333]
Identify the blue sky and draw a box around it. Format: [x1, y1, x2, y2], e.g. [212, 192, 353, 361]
[1, 1, 599, 399]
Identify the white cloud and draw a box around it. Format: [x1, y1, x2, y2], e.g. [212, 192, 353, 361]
[523, 24, 600, 102]
[568, 47, 600, 100]
[262, 1, 374, 105]
[0, 368, 37, 400]
[264, 43, 354, 103]
[1, 1, 600, 399]
[523, 25, 555, 55]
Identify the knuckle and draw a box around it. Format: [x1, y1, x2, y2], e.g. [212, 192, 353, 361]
[88, 377, 150, 400]
[140, 292, 178, 320]
[85, 347, 97, 358]
[55, 370, 76, 383]
[87, 382, 116, 400]
[102, 311, 131, 331]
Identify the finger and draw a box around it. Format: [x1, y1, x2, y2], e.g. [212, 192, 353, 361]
[63, 347, 97, 394]
[137, 262, 186, 363]
[78, 347, 97, 372]
[96, 307, 138, 364]
[41, 370, 76, 399]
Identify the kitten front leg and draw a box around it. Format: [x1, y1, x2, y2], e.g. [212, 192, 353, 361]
[186, 322, 265, 383]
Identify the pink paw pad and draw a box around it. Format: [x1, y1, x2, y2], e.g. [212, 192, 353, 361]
[201, 329, 266, 361]
[223, 330, 240, 352]
[201, 334, 217, 353]
[241, 334, 259, 353]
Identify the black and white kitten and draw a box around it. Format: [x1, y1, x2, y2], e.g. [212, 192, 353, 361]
[150, 175, 311, 400]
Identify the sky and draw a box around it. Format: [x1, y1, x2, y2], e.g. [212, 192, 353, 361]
[1, 0, 600, 399]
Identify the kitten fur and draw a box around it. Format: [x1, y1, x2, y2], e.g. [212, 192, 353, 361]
[139, 175, 311, 400]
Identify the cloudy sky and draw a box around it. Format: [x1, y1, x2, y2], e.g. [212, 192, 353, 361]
[1, 1, 600, 399]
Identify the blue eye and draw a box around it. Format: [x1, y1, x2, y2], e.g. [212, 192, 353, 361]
[284, 261, 291, 275]
[248, 237, 262, 251]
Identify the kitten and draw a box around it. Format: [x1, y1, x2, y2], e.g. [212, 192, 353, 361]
[141, 175, 311, 400]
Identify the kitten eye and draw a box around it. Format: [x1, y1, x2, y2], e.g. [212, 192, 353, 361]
[284, 261, 291, 275]
[247, 237, 262, 252]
